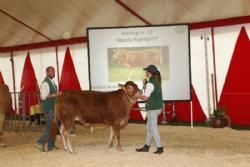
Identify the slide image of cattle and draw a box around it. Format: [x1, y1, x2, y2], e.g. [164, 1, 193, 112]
[107, 46, 169, 82]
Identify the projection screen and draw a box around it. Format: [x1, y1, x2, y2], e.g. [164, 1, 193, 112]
[87, 24, 191, 101]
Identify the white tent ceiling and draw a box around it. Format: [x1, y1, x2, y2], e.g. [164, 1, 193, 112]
[0, 0, 250, 47]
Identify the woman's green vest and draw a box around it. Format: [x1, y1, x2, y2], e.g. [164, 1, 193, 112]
[145, 76, 163, 110]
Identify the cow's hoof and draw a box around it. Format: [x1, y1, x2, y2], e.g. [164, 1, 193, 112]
[108, 144, 113, 149]
[0, 143, 6, 147]
[116, 147, 124, 151]
[108, 146, 113, 149]
[69, 151, 76, 154]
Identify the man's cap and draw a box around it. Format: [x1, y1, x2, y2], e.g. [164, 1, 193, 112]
[143, 64, 159, 73]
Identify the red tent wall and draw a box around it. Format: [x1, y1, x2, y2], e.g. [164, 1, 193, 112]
[158, 102, 176, 122]
[59, 47, 81, 91]
[19, 53, 40, 116]
[219, 27, 250, 126]
[131, 85, 207, 123]
[130, 103, 143, 121]
[173, 86, 207, 122]
[0, 15, 249, 122]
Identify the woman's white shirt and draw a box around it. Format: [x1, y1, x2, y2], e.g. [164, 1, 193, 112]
[144, 83, 154, 98]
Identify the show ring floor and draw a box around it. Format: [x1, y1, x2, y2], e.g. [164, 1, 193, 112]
[1, 124, 250, 167]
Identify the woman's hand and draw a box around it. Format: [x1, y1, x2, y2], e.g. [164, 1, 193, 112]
[139, 95, 149, 101]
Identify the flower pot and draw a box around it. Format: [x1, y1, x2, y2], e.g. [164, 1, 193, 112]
[221, 117, 229, 127]
[210, 118, 228, 128]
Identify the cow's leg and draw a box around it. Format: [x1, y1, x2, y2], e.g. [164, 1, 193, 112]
[0, 131, 5, 147]
[60, 125, 68, 151]
[113, 127, 123, 151]
[65, 131, 74, 153]
[62, 120, 75, 153]
[61, 125, 75, 153]
[0, 111, 6, 147]
[107, 126, 114, 148]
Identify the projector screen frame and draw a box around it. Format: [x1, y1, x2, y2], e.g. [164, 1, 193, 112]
[87, 23, 192, 102]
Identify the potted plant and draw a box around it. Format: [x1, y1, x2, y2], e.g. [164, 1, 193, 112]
[209, 107, 230, 128]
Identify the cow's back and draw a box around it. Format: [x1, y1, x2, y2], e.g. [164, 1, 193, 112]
[124, 50, 161, 68]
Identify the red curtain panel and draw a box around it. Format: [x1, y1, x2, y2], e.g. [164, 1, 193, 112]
[219, 27, 250, 126]
[59, 47, 81, 91]
[174, 86, 207, 123]
[19, 52, 40, 116]
[130, 103, 143, 121]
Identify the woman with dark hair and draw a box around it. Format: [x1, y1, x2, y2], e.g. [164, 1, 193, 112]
[136, 64, 164, 154]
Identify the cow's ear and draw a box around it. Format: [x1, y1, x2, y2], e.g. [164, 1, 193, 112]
[118, 83, 126, 91]
[118, 83, 123, 88]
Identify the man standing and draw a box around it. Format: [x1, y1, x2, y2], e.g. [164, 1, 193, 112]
[36, 66, 59, 152]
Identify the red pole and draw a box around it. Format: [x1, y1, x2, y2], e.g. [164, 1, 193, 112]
[55, 46, 60, 87]
[211, 27, 219, 108]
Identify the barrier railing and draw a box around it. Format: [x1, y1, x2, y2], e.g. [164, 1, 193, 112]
[4, 92, 45, 132]
[4, 93, 177, 131]
[132, 102, 176, 124]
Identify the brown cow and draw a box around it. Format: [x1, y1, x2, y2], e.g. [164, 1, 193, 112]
[52, 81, 140, 153]
[0, 84, 12, 147]
[112, 48, 161, 79]
[113, 48, 161, 69]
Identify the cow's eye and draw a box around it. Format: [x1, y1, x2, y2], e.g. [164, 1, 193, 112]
[127, 86, 133, 90]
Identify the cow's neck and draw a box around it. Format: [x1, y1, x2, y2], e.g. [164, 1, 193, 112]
[124, 94, 136, 109]
[117, 89, 135, 109]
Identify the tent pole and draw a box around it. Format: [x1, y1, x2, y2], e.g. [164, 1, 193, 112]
[10, 51, 17, 112]
[211, 27, 218, 109]
[190, 100, 193, 128]
[160, 102, 167, 125]
[211, 73, 216, 112]
[202, 32, 212, 116]
[55, 46, 60, 86]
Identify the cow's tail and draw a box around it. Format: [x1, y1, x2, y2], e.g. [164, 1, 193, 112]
[50, 121, 58, 141]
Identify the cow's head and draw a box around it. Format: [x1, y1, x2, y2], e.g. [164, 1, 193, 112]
[112, 49, 126, 64]
[119, 81, 140, 104]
